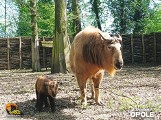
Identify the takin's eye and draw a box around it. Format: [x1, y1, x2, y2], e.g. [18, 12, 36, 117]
[107, 46, 113, 50]
[107, 46, 116, 54]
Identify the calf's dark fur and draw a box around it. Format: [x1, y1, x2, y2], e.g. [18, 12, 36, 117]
[35, 76, 58, 112]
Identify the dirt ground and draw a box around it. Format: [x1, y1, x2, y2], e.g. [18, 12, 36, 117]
[0, 64, 161, 120]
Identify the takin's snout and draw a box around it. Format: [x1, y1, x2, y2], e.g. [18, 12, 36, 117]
[114, 61, 123, 70]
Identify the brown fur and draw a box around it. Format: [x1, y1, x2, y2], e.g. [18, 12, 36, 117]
[35, 76, 58, 112]
[69, 26, 123, 106]
[82, 32, 105, 67]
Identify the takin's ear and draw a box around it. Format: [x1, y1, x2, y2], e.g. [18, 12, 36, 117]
[110, 33, 122, 43]
[45, 80, 58, 86]
[44, 81, 50, 86]
[54, 80, 57, 84]
[54, 81, 59, 89]
[114, 34, 122, 43]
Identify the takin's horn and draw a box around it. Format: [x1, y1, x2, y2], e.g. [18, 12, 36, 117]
[99, 32, 115, 42]
[114, 34, 122, 42]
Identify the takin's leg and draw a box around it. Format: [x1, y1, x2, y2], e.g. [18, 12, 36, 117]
[35, 89, 39, 108]
[92, 71, 104, 105]
[76, 75, 88, 106]
[89, 78, 95, 99]
[37, 93, 45, 112]
[44, 96, 49, 108]
[48, 96, 55, 112]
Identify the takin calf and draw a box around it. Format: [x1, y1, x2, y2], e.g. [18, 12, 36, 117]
[35, 76, 58, 112]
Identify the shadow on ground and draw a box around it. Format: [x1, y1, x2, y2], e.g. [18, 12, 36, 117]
[16, 97, 77, 120]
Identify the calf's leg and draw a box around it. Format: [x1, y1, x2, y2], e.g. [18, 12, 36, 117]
[37, 93, 45, 112]
[44, 96, 49, 108]
[35, 90, 39, 108]
[48, 96, 55, 112]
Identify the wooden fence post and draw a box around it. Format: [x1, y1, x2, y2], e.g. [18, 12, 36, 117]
[131, 34, 134, 64]
[121, 34, 124, 59]
[154, 33, 156, 63]
[7, 38, 11, 70]
[142, 34, 145, 63]
[42, 37, 47, 70]
[19, 37, 22, 69]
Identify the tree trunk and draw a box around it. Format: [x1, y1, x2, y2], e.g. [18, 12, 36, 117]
[72, 0, 81, 38]
[5, 0, 7, 37]
[51, 0, 70, 73]
[90, 0, 102, 30]
[30, 0, 41, 72]
[119, 0, 126, 34]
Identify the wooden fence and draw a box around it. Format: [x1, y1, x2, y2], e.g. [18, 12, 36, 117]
[0, 37, 53, 70]
[122, 33, 161, 64]
[0, 33, 161, 70]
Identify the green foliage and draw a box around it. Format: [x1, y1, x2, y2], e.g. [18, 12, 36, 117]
[67, 0, 81, 39]
[67, 12, 76, 36]
[144, 4, 161, 34]
[15, 0, 55, 37]
[90, 0, 102, 30]
[79, 1, 97, 28]
[4, 0, 161, 37]
[107, 0, 150, 34]
[67, 0, 76, 36]
[16, 2, 31, 36]
[37, 1, 55, 37]
[132, 0, 150, 34]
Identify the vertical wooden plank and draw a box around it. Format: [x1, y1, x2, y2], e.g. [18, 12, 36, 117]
[42, 37, 47, 70]
[7, 38, 10, 70]
[142, 34, 145, 63]
[121, 34, 124, 59]
[131, 34, 134, 64]
[19, 37, 22, 69]
[154, 33, 156, 63]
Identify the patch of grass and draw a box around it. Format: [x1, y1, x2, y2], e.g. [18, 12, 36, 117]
[108, 97, 114, 110]
[144, 100, 161, 112]
[117, 97, 161, 113]
[78, 102, 90, 109]
[118, 97, 138, 111]
[158, 96, 161, 101]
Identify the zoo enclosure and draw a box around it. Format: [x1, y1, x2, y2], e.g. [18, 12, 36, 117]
[122, 33, 161, 64]
[0, 33, 161, 70]
[0, 37, 52, 70]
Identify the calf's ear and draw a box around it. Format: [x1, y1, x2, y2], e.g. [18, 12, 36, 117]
[56, 83, 58, 89]
[44, 81, 49, 86]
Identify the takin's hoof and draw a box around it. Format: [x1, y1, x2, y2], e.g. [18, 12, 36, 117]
[44, 104, 49, 108]
[90, 95, 95, 100]
[96, 100, 104, 106]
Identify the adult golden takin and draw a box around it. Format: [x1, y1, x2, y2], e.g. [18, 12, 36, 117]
[69, 26, 123, 106]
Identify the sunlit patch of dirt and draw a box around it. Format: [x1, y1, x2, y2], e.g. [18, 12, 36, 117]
[0, 64, 161, 120]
